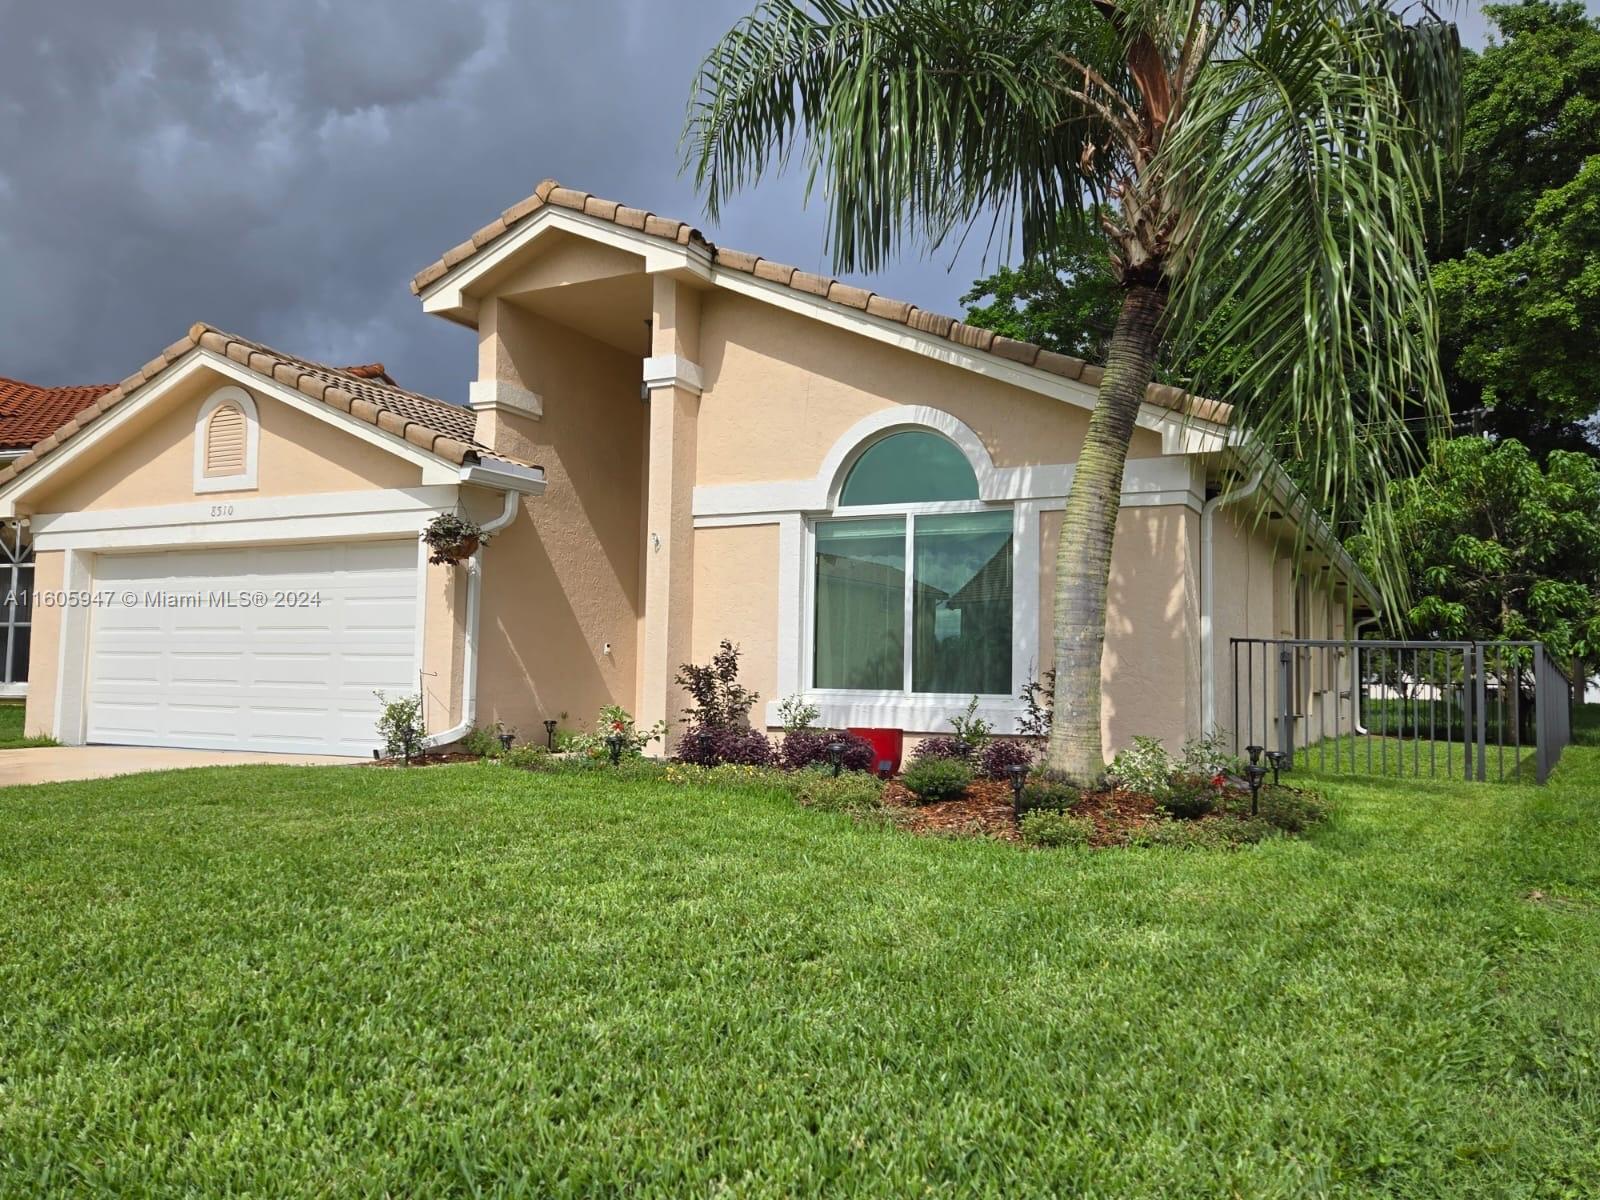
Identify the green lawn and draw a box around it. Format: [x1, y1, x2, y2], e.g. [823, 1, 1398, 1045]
[1, 719, 1596, 1196]
[0, 700, 56, 749]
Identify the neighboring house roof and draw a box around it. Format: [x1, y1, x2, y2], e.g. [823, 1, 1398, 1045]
[0, 377, 117, 451]
[410, 179, 1232, 426]
[0, 323, 503, 490]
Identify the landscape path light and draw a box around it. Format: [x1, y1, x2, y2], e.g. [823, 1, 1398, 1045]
[543, 720, 559, 751]
[1007, 762, 1028, 816]
[1264, 750, 1286, 786]
[1246, 764, 1268, 816]
[826, 737, 846, 778]
[606, 732, 626, 766]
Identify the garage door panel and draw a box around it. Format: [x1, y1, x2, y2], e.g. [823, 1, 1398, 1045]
[86, 541, 419, 756]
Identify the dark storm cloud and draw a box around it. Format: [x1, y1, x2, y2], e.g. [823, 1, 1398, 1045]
[0, 0, 1003, 402]
[0, 1, 1522, 401]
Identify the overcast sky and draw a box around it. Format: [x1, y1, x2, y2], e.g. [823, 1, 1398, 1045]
[0, 1, 1566, 402]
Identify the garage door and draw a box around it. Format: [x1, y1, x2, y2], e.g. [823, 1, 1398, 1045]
[86, 541, 418, 755]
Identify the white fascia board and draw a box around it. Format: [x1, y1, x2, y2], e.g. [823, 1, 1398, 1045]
[418, 207, 705, 318]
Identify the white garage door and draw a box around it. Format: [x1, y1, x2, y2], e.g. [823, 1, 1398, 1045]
[86, 541, 418, 755]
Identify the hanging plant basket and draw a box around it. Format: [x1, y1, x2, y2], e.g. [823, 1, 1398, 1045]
[423, 513, 489, 566]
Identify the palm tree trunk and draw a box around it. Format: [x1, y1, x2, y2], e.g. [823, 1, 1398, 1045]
[1046, 282, 1166, 783]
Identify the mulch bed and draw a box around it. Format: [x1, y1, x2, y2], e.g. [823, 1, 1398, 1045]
[881, 777, 1167, 847]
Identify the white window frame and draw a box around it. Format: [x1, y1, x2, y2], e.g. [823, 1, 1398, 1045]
[192, 385, 259, 494]
[0, 520, 33, 693]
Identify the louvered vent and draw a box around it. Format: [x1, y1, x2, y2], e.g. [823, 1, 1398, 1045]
[204, 404, 247, 477]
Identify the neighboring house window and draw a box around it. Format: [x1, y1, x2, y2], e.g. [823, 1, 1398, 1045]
[812, 430, 1013, 696]
[0, 521, 32, 686]
[192, 386, 259, 493]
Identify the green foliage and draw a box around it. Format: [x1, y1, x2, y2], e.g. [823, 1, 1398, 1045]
[373, 692, 425, 758]
[1434, 1, 1600, 451]
[0, 728, 1598, 1191]
[500, 743, 552, 771]
[900, 756, 972, 803]
[1019, 777, 1080, 815]
[1108, 736, 1173, 796]
[1157, 773, 1220, 821]
[1018, 809, 1094, 848]
[776, 694, 821, 734]
[1351, 437, 1600, 665]
[458, 723, 511, 759]
[564, 705, 665, 760]
[961, 214, 1119, 361]
[1131, 815, 1279, 850]
[947, 696, 993, 751]
[0, 702, 58, 749]
[788, 768, 885, 813]
[421, 512, 487, 566]
[676, 640, 759, 730]
[1218, 784, 1332, 836]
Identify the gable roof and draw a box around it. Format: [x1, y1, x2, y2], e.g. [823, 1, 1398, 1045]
[0, 377, 117, 451]
[411, 179, 1232, 426]
[0, 323, 503, 490]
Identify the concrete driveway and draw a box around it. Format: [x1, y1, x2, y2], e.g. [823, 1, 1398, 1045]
[0, 746, 362, 787]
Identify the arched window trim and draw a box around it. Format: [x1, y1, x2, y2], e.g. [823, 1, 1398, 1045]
[192, 385, 259, 494]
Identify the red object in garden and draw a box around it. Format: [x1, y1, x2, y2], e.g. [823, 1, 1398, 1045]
[848, 727, 903, 777]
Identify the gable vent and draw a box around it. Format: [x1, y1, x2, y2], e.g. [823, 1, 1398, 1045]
[204, 403, 247, 477]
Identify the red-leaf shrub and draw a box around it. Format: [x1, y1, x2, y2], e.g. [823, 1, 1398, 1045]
[910, 736, 971, 764]
[779, 729, 875, 773]
[675, 725, 775, 767]
[979, 738, 1036, 780]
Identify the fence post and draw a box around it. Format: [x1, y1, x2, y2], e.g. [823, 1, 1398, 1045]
[1474, 644, 1489, 782]
[1534, 644, 1550, 785]
[1278, 646, 1294, 767]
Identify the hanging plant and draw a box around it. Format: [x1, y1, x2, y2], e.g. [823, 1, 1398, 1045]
[422, 512, 488, 565]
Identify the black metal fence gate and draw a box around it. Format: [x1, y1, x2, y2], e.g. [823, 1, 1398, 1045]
[1229, 638, 1574, 784]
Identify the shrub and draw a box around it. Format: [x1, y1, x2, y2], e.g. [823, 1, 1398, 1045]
[501, 743, 551, 770]
[458, 722, 511, 758]
[901, 757, 972, 803]
[373, 692, 425, 758]
[1132, 816, 1277, 850]
[1158, 772, 1222, 820]
[1108, 735, 1174, 795]
[1180, 731, 1245, 779]
[1019, 777, 1080, 814]
[789, 770, 884, 813]
[1017, 669, 1055, 742]
[1019, 809, 1094, 848]
[776, 695, 820, 734]
[566, 704, 664, 760]
[949, 696, 993, 751]
[910, 736, 971, 764]
[979, 738, 1035, 780]
[676, 641, 758, 730]
[1218, 784, 1331, 834]
[779, 729, 875, 773]
[676, 725, 775, 767]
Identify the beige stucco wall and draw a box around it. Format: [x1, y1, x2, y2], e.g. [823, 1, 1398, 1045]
[25, 369, 422, 515]
[471, 301, 645, 739]
[22, 549, 63, 738]
[690, 522, 780, 714]
[693, 291, 1163, 488]
[1039, 505, 1201, 754]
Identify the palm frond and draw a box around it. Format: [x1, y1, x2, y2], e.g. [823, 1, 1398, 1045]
[1160, 0, 1460, 607]
[684, 0, 1119, 271]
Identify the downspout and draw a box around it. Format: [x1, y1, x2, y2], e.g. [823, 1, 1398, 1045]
[1200, 462, 1267, 733]
[1350, 613, 1379, 734]
[422, 486, 521, 749]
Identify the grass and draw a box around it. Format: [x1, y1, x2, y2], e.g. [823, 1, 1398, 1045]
[0, 700, 58, 749]
[0, 717, 1597, 1196]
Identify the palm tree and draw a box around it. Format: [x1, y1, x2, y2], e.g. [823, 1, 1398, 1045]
[684, 0, 1459, 783]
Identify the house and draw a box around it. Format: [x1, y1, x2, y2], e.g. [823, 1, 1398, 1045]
[0, 180, 1375, 757]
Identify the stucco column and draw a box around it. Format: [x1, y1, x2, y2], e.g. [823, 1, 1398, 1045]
[637, 277, 702, 747]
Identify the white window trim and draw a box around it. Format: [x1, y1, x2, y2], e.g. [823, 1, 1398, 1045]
[192, 385, 260, 494]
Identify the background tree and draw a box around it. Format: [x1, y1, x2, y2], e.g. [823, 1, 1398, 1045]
[1350, 437, 1600, 699]
[1434, 0, 1600, 453]
[685, 0, 1458, 783]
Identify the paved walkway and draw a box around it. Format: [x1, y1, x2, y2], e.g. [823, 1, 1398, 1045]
[0, 746, 362, 787]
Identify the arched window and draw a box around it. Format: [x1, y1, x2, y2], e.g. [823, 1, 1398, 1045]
[193, 386, 259, 493]
[813, 429, 1013, 696]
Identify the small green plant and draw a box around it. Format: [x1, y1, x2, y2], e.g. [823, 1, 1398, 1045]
[789, 769, 885, 813]
[565, 704, 665, 760]
[1157, 772, 1221, 820]
[1132, 816, 1278, 850]
[901, 757, 973, 803]
[1019, 809, 1094, 848]
[1108, 735, 1174, 795]
[949, 696, 993, 751]
[373, 692, 425, 759]
[501, 743, 551, 770]
[459, 722, 511, 758]
[1019, 777, 1080, 814]
[422, 512, 488, 565]
[1219, 784, 1331, 834]
[1180, 731, 1245, 779]
[776, 695, 821, 734]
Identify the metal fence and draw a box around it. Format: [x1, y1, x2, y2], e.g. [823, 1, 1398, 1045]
[1229, 638, 1574, 784]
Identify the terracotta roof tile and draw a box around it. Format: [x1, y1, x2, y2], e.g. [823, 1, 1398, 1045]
[0, 325, 521, 490]
[409, 178, 1233, 424]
